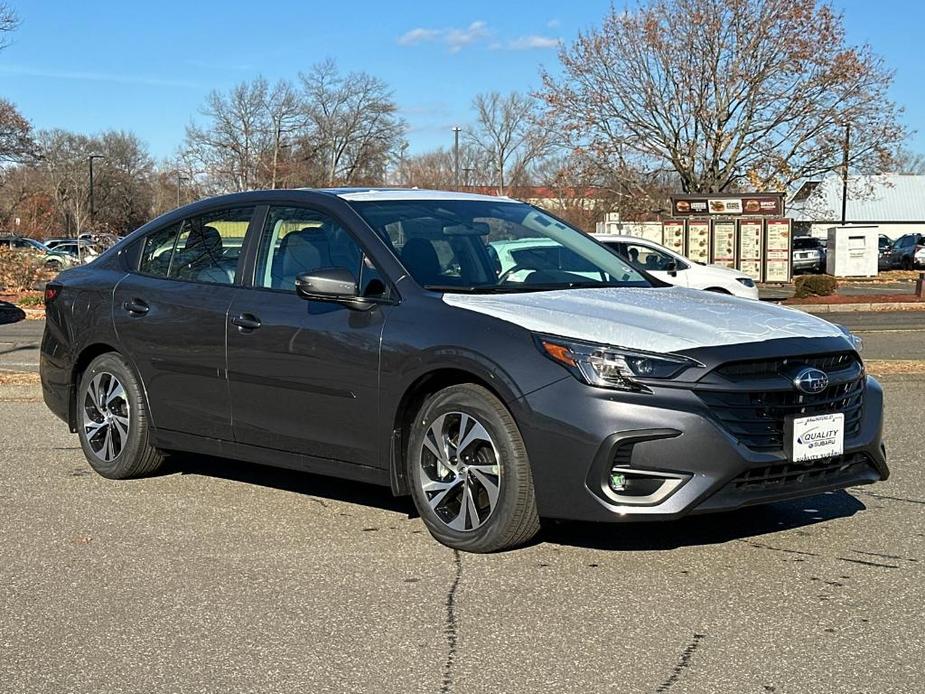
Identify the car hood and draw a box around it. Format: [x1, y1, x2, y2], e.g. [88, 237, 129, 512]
[442, 286, 845, 353]
[702, 263, 750, 280]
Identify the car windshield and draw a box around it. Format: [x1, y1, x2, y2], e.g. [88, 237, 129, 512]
[350, 199, 651, 293]
[24, 239, 50, 252]
[793, 237, 823, 249]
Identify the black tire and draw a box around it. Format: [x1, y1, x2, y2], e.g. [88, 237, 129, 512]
[76, 352, 165, 479]
[407, 384, 540, 553]
[902, 256, 913, 270]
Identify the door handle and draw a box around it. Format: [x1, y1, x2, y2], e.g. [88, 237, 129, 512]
[122, 298, 149, 315]
[231, 313, 262, 331]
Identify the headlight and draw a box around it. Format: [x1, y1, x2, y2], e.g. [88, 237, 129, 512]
[736, 277, 755, 288]
[536, 336, 699, 391]
[835, 324, 863, 353]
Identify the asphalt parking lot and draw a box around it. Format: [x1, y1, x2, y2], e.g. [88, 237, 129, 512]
[0, 317, 923, 693]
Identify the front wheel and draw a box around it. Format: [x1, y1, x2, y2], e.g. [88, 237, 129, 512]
[77, 352, 165, 479]
[408, 384, 540, 553]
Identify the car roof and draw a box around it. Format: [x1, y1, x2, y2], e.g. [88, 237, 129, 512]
[315, 187, 520, 204]
[593, 234, 659, 244]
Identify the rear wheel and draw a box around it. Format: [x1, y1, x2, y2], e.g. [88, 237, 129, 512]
[77, 352, 164, 479]
[408, 384, 540, 553]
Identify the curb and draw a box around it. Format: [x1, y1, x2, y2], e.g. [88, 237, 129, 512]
[785, 302, 925, 314]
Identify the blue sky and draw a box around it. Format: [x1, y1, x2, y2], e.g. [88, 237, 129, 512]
[2, 0, 924, 160]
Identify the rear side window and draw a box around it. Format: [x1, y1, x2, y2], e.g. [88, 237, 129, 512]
[168, 208, 254, 285]
[137, 207, 255, 284]
[139, 222, 183, 276]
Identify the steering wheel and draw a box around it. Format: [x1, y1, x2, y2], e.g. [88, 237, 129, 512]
[497, 263, 541, 283]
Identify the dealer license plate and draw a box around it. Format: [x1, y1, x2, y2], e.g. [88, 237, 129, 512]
[787, 413, 845, 462]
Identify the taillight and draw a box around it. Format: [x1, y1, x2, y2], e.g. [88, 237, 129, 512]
[44, 283, 61, 304]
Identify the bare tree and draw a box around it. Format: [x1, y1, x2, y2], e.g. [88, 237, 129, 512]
[892, 148, 925, 175]
[403, 144, 492, 190]
[467, 91, 547, 194]
[299, 60, 405, 186]
[0, 2, 19, 51]
[540, 0, 906, 193]
[263, 79, 307, 189]
[0, 98, 33, 163]
[184, 78, 273, 192]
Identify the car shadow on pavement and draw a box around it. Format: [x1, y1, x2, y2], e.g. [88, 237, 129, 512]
[0, 301, 26, 325]
[161, 453, 416, 516]
[540, 489, 866, 551]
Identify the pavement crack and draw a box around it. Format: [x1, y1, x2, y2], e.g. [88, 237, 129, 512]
[853, 490, 925, 506]
[837, 557, 899, 569]
[743, 540, 818, 557]
[851, 549, 918, 563]
[655, 633, 705, 693]
[439, 549, 462, 694]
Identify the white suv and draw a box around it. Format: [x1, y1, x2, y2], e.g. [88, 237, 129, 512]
[593, 234, 759, 299]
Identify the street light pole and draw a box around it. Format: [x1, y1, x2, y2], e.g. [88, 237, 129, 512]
[452, 126, 461, 191]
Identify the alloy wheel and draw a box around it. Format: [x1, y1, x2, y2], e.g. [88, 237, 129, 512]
[82, 372, 130, 462]
[419, 411, 501, 532]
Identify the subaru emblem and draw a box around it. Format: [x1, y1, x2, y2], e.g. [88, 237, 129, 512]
[793, 367, 829, 394]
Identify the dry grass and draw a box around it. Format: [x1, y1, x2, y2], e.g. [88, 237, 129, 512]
[0, 371, 40, 385]
[865, 360, 925, 376]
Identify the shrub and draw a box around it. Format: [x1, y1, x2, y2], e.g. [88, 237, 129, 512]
[17, 293, 44, 307]
[794, 274, 838, 298]
[0, 249, 51, 292]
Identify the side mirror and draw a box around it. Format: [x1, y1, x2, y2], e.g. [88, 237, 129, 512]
[295, 268, 372, 310]
[666, 260, 679, 277]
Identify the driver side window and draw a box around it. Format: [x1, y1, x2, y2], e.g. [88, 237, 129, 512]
[254, 206, 386, 297]
[620, 243, 681, 272]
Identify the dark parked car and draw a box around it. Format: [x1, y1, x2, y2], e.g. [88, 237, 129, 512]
[887, 232, 924, 270]
[878, 235, 894, 271]
[40, 189, 888, 552]
[791, 235, 827, 274]
[0, 234, 76, 270]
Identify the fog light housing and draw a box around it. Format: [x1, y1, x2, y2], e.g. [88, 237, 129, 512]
[604, 466, 687, 506]
[609, 471, 627, 492]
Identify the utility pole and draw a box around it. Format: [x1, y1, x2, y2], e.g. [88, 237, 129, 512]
[452, 126, 461, 191]
[177, 173, 189, 207]
[88, 154, 104, 225]
[841, 124, 850, 226]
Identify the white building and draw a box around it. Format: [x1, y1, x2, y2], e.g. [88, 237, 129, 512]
[788, 174, 925, 240]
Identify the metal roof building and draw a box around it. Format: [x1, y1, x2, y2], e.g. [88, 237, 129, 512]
[788, 174, 925, 239]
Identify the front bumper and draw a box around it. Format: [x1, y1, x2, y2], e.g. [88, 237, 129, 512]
[515, 374, 887, 523]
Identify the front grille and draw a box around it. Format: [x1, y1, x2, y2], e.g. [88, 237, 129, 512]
[714, 352, 857, 380]
[698, 352, 865, 452]
[731, 453, 873, 492]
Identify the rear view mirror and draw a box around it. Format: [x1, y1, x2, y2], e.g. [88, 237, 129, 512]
[666, 260, 679, 277]
[295, 268, 372, 310]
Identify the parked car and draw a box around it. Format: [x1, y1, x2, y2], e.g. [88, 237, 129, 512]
[40, 189, 887, 552]
[878, 235, 894, 271]
[0, 235, 76, 271]
[592, 234, 759, 299]
[887, 232, 924, 270]
[792, 236, 827, 274]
